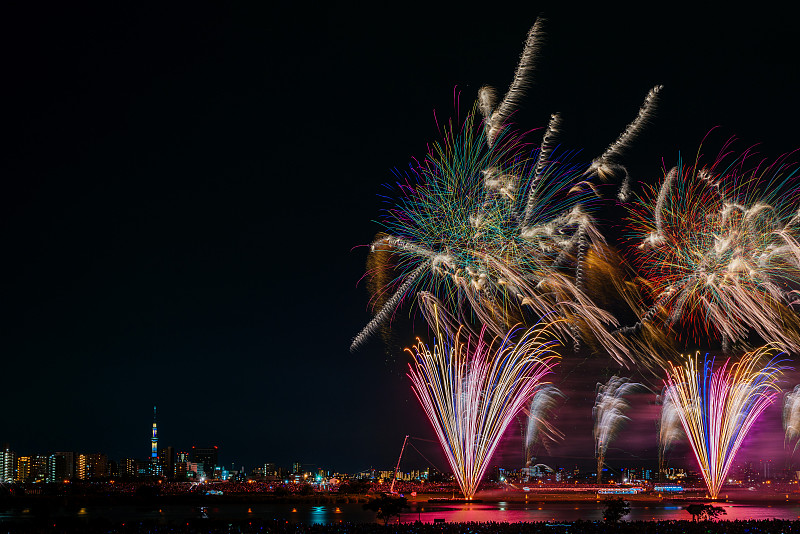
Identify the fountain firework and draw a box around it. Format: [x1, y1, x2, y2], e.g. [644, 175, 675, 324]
[783, 385, 800, 453]
[593, 376, 642, 483]
[406, 315, 560, 499]
[658, 385, 684, 477]
[522, 384, 565, 468]
[664, 347, 785, 499]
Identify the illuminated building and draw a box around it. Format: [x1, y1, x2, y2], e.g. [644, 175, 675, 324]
[159, 446, 174, 479]
[16, 456, 30, 483]
[191, 446, 218, 479]
[175, 451, 190, 480]
[77, 453, 108, 480]
[0, 445, 15, 483]
[119, 458, 137, 478]
[15, 455, 47, 482]
[186, 461, 203, 479]
[30, 455, 48, 482]
[47, 452, 74, 482]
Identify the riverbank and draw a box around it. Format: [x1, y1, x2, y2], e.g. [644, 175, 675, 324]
[2, 488, 799, 507]
[1, 518, 799, 534]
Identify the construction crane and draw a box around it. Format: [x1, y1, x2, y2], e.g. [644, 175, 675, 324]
[389, 435, 409, 494]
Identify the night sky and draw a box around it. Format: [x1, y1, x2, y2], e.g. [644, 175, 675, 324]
[1, 5, 799, 476]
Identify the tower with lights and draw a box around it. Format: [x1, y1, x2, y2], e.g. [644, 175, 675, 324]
[151, 406, 158, 461]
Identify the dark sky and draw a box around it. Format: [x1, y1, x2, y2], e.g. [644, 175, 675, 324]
[1, 5, 799, 475]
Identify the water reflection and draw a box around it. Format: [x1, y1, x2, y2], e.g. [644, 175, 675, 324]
[3, 502, 800, 524]
[309, 505, 329, 525]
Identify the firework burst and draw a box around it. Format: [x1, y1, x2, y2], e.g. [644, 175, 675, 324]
[406, 315, 560, 499]
[351, 19, 661, 358]
[664, 347, 786, 499]
[627, 141, 800, 351]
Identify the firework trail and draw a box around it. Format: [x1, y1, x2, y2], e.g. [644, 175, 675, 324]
[522, 113, 563, 228]
[480, 18, 545, 148]
[352, 19, 662, 355]
[593, 376, 642, 483]
[627, 143, 800, 352]
[585, 85, 662, 201]
[658, 385, 684, 477]
[406, 315, 560, 499]
[783, 385, 800, 453]
[522, 384, 565, 466]
[350, 261, 430, 352]
[664, 347, 786, 499]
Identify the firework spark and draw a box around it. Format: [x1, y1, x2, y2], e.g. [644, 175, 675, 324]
[783, 385, 800, 453]
[665, 347, 785, 499]
[627, 142, 800, 351]
[406, 316, 560, 499]
[522, 384, 565, 466]
[593, 376, 642, 483]
[658, 385, 684, 475]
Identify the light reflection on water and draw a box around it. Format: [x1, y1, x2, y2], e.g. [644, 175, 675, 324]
[3, 502, 800, 524]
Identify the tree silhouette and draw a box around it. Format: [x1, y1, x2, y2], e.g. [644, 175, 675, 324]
[685, 503, 727, 521]
[603, 497, 631, 522]
[363, 493, 410, 525]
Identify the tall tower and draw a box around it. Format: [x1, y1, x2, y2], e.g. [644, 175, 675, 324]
[151, 406, 158, 460]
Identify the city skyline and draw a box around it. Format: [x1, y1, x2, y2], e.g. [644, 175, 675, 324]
[2, 5, 800, 478]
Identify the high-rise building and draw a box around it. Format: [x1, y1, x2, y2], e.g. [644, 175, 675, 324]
[77, 453, 108, 480]
[0, 445, 15, 483]
[119, 458, 137, 478]
[15, 455, 47, 482]
[16, 456, 31, 483]
[159, 446, 174, 479]
[48, 452, 75, 482]
[30, 455, 48, 482]
[175, 451, 190, 480]
[191, 446, 218, 479]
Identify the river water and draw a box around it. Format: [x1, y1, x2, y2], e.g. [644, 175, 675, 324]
[3, 501, 800, 524]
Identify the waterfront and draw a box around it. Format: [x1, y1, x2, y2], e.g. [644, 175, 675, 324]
[4, 500, 800, 524]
